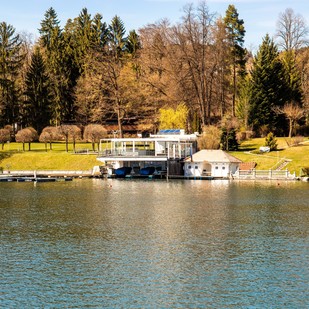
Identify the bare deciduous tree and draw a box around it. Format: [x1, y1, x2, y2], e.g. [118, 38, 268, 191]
[15, 127, 38, 151]
[0, 128, 10, 150]
[274, 102, 304, 137]
[83, 124, 107, 151]
[58, 125, 81, 152]
[276, 8, 309, 52]
[40, 126, 61, 150]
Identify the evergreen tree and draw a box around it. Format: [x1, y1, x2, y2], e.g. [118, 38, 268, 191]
[102, 16, 128, 137]
[224, 4, 246, 116]
[24, 48, 52, 134]
[125, 30, 141, 56]
[265, 132, 278, 151]
[39, 7, 66, 125]
[75, 8, 93, 73]
[281, 50, 303, 104]
[108, 15, 126, 60]
[248, 34, 288, 135]
[220, 127, 239, 151]
[235, 76, 251, 129]
[91, 13, 109, 49]
[39, 7, 62, 71]
[0, 22, 25, 130]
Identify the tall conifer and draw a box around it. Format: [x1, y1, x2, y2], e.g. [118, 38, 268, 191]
[24, 48, 52, 134]
[0, 22, 24, 129]
[224, 4, 246, 117]
[248, 34, 288, 135]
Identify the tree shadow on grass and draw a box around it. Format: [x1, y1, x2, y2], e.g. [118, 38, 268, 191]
[239, 143, 257, 151]
[0, 152, 13, 170]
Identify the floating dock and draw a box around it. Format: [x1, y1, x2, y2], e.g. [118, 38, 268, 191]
[0, 176, 73, 182]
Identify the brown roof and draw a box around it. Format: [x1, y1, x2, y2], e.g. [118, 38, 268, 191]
[239, 162, 256, 170]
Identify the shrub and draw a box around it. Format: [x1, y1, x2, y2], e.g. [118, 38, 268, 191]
[265, 132, 277, 151]
[198, 125, 221, 149]
[285, 136, 304, 147]
[301, 167, 309, 176]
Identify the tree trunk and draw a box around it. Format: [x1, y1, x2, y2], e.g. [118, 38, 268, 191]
[289, 119, 293, 138]
[65, 136, 69, 152]
[232, 63, 236, 117]
[117, 108, 123, 138]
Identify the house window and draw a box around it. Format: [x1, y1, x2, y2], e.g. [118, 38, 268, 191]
[195, 166, 198, 169]
[215, 166, 218, 170]
[188, 165, 191, 169]
[222, 167, 225, 170]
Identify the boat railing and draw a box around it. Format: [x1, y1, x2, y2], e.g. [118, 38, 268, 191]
[99, 149, 157, 157]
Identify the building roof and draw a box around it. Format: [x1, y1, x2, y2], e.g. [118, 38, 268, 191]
[186, 149, 242, 163]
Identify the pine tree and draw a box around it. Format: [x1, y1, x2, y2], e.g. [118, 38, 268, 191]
[0, 22, 25, 129]
[248, 34, 288, 135]
[281, 50, 303, 104]
[224, 4, 246, 116]
[91, 13, 109, 49]
[108, 16, 126, 60]
[24, 48, 52, 134]
[220, 127, 239, 151]
[39, 7, 66, 125]
[125, 30, 141, 56]
[39, 7, 62, 71]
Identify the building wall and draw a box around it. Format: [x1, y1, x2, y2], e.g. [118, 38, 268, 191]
[184, 162, 209, 177]
[184, 162, 239, 178]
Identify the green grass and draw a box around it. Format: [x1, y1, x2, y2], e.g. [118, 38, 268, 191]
[0, 142, 99, 171]
[1, 138, 308, 176]
[231, 137, 309, 176]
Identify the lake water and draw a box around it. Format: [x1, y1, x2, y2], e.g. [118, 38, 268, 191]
[0, 179, 308, 308]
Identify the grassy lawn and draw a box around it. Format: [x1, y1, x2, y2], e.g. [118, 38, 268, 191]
[0, 142, 99, 171]
[231, 137, 309, 176]
[0, 138, 308, 176]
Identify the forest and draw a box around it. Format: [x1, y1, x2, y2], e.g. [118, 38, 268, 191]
[0, 2, 308, 146]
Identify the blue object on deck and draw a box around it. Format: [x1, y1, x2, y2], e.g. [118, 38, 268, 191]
[115, 167, 132, 177]
[140, 166, 156, 176]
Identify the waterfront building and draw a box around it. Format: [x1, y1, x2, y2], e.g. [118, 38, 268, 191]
[97, 129, 198, 177]
[184, 149, 242, 178]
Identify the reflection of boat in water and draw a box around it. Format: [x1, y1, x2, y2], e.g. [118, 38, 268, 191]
[140, 166, 156, 176]
[115, 166, 132, 178]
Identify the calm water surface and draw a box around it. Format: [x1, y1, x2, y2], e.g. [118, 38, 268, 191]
[0, 179, 308, 308]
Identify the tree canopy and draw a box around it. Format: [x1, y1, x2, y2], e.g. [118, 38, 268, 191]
[0, 3, 308, 140]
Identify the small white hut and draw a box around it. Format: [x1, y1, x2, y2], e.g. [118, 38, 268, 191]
[184, 149, 242, 178]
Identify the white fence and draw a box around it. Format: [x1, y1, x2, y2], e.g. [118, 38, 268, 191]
[235, 169, 296, 180]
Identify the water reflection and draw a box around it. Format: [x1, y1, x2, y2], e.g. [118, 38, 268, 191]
[0, 179, 308, 308]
